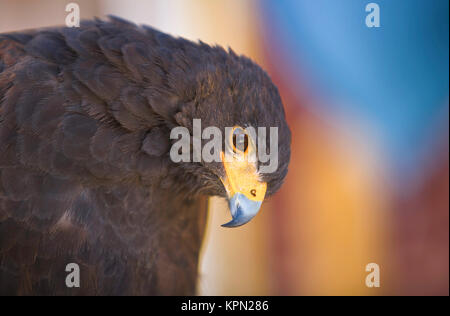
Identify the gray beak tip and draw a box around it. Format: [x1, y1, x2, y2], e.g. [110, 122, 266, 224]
[221, 193, 262, 228]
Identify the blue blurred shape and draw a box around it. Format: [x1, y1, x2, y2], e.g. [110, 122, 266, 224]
[261, 0, 449, 177]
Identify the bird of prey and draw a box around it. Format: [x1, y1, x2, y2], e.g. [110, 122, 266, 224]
[0, 16, 290, 295]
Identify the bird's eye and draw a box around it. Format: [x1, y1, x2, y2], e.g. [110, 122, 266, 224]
[232, 127, 249, 153]
[250, 189, 256, 197]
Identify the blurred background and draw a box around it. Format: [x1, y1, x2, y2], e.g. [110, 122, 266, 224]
[0, 0, 448, 295]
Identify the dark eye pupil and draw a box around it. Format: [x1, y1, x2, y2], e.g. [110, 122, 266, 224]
[232, 129, 248, 152]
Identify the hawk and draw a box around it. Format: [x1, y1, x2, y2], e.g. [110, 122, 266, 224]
[0, 16, 290, 295]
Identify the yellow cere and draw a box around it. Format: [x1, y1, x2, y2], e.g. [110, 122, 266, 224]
[220, 149, 267, 202]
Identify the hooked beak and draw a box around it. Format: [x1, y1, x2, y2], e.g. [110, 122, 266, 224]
[222, 193, 263, 227]
[220, 151, 267, 228]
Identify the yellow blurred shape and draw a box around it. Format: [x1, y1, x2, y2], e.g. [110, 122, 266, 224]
[271, 114, 390, 295]
[198, 197, 270, 295]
